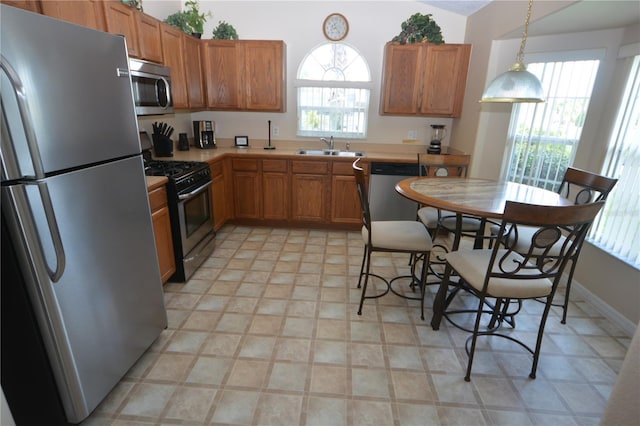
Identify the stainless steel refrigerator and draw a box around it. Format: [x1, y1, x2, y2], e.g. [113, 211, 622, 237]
[1, 5, 167, 424]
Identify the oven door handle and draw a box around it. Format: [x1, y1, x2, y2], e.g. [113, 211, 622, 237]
[178, 180, 213, 201]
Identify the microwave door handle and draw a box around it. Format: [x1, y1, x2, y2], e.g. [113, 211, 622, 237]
[178, 180, 213, 201]
[1, 54, 66, 282]
[158, 77, 171, 109]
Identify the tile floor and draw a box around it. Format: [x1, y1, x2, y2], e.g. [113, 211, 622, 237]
[83, 225, 631, 425]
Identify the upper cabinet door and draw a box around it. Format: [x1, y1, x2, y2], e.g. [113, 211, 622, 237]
[160, 23, 189, 109]
[102, 0, 140, 58]
[380, 42, 471, 118]
[137, 12, 163, 63]
[202, 40, 244, 110]
[40, 0, 106, 31]
[202, 40, 286, 112]
[380, 43, 424, 115]
[183, 35, 205, 109]
[244, 40, 286, 112]
[419, 44, 471, 117]
[1, 0, 41, 13]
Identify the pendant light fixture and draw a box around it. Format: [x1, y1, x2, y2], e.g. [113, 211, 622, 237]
[480, 0, 544, 103]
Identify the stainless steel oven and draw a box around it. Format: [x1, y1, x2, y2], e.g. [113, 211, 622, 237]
[144, 156, 216, 282]
[177, 178, 215, 281]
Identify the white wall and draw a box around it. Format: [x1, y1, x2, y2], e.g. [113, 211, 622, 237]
[143, 0, 469, 148]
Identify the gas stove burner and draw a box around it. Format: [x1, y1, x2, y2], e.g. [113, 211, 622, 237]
[144, 159, 212, 195]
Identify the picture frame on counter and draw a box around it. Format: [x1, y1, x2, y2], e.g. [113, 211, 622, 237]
[235, 136, 249, 148]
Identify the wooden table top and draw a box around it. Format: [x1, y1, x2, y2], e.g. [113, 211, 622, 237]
[396, 177, 573, 219]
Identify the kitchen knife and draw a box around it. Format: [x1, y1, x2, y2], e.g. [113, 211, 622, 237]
[167, 127, 174, 138]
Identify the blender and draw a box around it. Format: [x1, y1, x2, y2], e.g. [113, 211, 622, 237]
[428, 124, 446, 154]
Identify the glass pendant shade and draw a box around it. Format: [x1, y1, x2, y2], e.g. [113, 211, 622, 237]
[480, 61, 544, 103]
[479, 0, 545, 104]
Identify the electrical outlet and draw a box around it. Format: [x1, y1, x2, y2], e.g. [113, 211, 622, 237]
[272, 125, 280, 137]
[407, 130, 417, 140]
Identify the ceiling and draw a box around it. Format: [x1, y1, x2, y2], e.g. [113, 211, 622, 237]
[420, 1, 640, 37]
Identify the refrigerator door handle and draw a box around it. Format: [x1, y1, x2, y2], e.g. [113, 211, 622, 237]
[35, 181, 66, 282]
[1, 54, 46, 179]
[1, 54, 66, 282]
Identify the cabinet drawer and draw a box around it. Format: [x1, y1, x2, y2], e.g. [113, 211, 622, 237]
[262, 159, 288, 173]
[210, 160, 224, 177]
[148, 186, 168, 211]
[333, 161, 368, 176]
[232, 158, 259, 171]
[291, 160, 329, 174]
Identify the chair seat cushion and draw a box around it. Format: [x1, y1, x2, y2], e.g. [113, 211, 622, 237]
[362, 221, 433, 252]
[417, 207, 483, 231]
[445, 249, 553, 299]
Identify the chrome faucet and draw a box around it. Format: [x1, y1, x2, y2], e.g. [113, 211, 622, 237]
[320, 136, 334, 150]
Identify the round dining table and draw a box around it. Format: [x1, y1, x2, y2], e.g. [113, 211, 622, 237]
[396, 177, 573, 220]
[396, 177, 574, 250]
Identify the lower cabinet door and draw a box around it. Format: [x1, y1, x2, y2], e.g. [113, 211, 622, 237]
[152, 205, 176, 283]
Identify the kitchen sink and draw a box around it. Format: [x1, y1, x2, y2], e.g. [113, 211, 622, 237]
[296, 149, 365, 157]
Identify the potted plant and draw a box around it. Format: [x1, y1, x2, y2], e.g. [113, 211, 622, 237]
[184, 0, 211, 38]
[391, 13, 445, 45]
[164, 0, 210, 38]
[164, 10, 191, 34]
[212, 21, 239, 40]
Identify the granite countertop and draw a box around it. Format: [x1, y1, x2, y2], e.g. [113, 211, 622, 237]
[152, 144, 464, 164]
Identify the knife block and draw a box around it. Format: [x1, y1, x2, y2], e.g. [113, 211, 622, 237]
[152, 134, 173, 157]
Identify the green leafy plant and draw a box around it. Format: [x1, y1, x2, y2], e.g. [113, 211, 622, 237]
[164, 0, 211, 36]
[391, 13, 445, 45]
[164, 11, 191, 33]
[212, 21, 239, 40]
[184, 0, 211, 35]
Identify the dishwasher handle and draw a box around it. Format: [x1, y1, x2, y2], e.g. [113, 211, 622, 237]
[370, 162, 419, 176]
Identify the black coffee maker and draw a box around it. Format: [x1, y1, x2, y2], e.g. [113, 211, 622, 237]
[193, 120, 216, 149]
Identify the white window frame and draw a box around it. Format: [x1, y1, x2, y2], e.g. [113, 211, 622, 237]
[295, 42, 372, 139]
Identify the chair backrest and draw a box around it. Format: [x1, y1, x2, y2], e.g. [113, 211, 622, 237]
[559, 167, 618, 204]
[488, 200, 605, 290]
[418, 153, 471, 177]
[352, 159, 372, 236]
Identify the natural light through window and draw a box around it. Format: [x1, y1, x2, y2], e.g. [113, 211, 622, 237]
[296, 43, 371, 139]
[504, 60, 600, 191]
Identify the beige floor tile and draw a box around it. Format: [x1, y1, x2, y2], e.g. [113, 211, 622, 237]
[84, 225, 631, 426]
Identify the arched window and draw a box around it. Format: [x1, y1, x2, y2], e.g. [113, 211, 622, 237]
[296, 43, 371, 139]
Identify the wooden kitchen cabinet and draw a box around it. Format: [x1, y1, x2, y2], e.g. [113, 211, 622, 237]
[148, 183, 176, 284]
[136, 12, 163, 63]
[262, 159, 289, 220]
[380, 42, 471, 117]
[202, 40, 286, 112]
[2, 0, 41, 13]
[210, 159, 228, 231]
[183, 34, 206, 109]
[102, 0, 139, 58]
[331, 161, 367, 225]
[232, 158, 261, 219]
[291, 160, 329, 223]
[39, 0, 105, 30]
[160, 22, 189, 109]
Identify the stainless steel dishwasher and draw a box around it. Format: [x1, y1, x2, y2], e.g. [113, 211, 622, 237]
[369, 162, 420, 221]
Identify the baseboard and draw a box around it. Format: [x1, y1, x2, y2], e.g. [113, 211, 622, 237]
[571, 280, 637, 337]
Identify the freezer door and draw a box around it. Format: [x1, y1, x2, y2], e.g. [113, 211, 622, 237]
[0, 5, 140, 180]
[1, 156, 167, 423]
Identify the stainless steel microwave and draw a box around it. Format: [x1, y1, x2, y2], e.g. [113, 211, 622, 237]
[129, 58, 174, 116]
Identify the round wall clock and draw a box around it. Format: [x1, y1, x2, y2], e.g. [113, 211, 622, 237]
[322, 13, 349, 41]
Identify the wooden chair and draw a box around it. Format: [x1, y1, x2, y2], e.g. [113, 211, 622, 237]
[352, 159, 433, 320]
[432, 200, 605, 381]
[489, 167, 617, 323]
